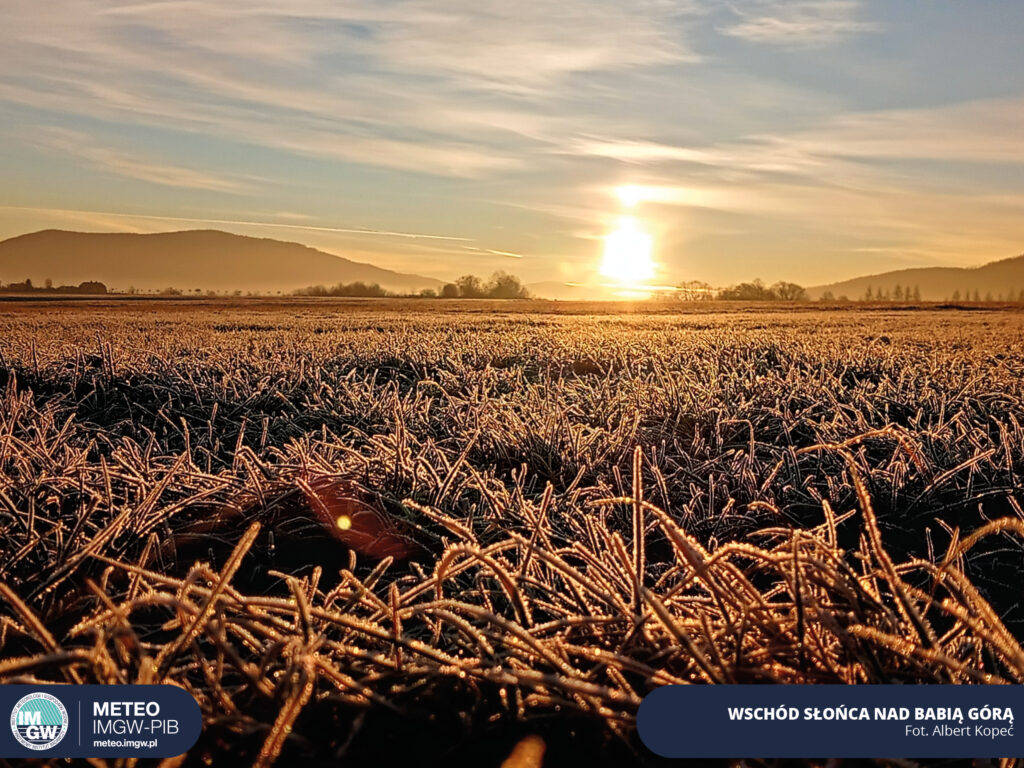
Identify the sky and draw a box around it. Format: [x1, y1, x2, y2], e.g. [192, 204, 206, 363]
[1, 1, 1023, 288]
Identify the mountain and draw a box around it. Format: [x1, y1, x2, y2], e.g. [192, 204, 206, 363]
[0, 230, 443, 294]
[807, 253, 1024, 301]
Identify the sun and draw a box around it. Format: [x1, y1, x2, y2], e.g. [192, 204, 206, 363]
[601, 215, 654, 284]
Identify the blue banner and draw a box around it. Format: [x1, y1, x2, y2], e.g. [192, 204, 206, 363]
[2, 685, 201, 758]
[638, 685, 1022, 758]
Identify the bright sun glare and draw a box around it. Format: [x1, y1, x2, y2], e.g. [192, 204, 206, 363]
[601, 214, 654, 284]
[616, 185, 647, 208]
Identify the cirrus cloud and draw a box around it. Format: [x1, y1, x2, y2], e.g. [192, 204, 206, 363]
[720, 1, 880, 46]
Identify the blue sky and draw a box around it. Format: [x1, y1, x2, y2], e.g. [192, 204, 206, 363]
[1, 0, 1023, 287]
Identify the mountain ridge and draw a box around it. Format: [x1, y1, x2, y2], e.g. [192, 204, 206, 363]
[807, 253, 1024, 301]
[0, 229, 443, 293]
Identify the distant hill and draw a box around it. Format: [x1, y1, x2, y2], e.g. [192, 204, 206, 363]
[0, 230, 442, 294]
[807, 253, 1024, 301]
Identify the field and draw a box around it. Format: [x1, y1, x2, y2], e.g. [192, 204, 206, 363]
[1, 299, 1023, 767]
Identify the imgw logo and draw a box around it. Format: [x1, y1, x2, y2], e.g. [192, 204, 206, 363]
[10, 692, 69, 751]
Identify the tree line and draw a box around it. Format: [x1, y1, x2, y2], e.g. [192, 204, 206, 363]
[851, 285, 1024, 302]
[946, 288, 1024, 303]
[295, 271, 530, 299]
[672, 280, 1024, 303]
[665, 279, 807, 301]
[0, 278, 107, 294]
[857, 284, 922, 302]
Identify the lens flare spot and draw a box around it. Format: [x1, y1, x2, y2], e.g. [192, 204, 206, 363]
[336, 515, 352, 531]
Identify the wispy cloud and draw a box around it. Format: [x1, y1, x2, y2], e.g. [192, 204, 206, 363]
[0, 0, 703, 178]
[565, 136, 827, 177]
[720, 1, 879, 46]
[786, 98, 1024, 164]
[569, 97, 1024, 186]
[33, 127, 255, 193]
[0, 205, 474, 242]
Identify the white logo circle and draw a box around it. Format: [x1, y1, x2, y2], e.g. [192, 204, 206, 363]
[10, 692, 69, 751]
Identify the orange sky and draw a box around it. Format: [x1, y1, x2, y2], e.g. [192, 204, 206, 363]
[2, 2, 1023, 287]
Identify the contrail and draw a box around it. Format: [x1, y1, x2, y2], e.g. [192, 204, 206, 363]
[460, 245, 525, 259]
[0, 206, 473, 242]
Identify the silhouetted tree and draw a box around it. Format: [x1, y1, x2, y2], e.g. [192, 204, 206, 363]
[771, 281, 807, 301]
[294, 281, 389, 297]
[674, 280, 714, 301]
[455, 275, 486, 298]
[441, 283, 459, 298]
[487, 271, 530, 299]
[719, 279, 773, 301]
[717, 278, 809, 301]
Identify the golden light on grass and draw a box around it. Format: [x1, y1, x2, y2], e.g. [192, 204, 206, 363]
[5, 304, 1024, 766]
[601, 215, 654, 284]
